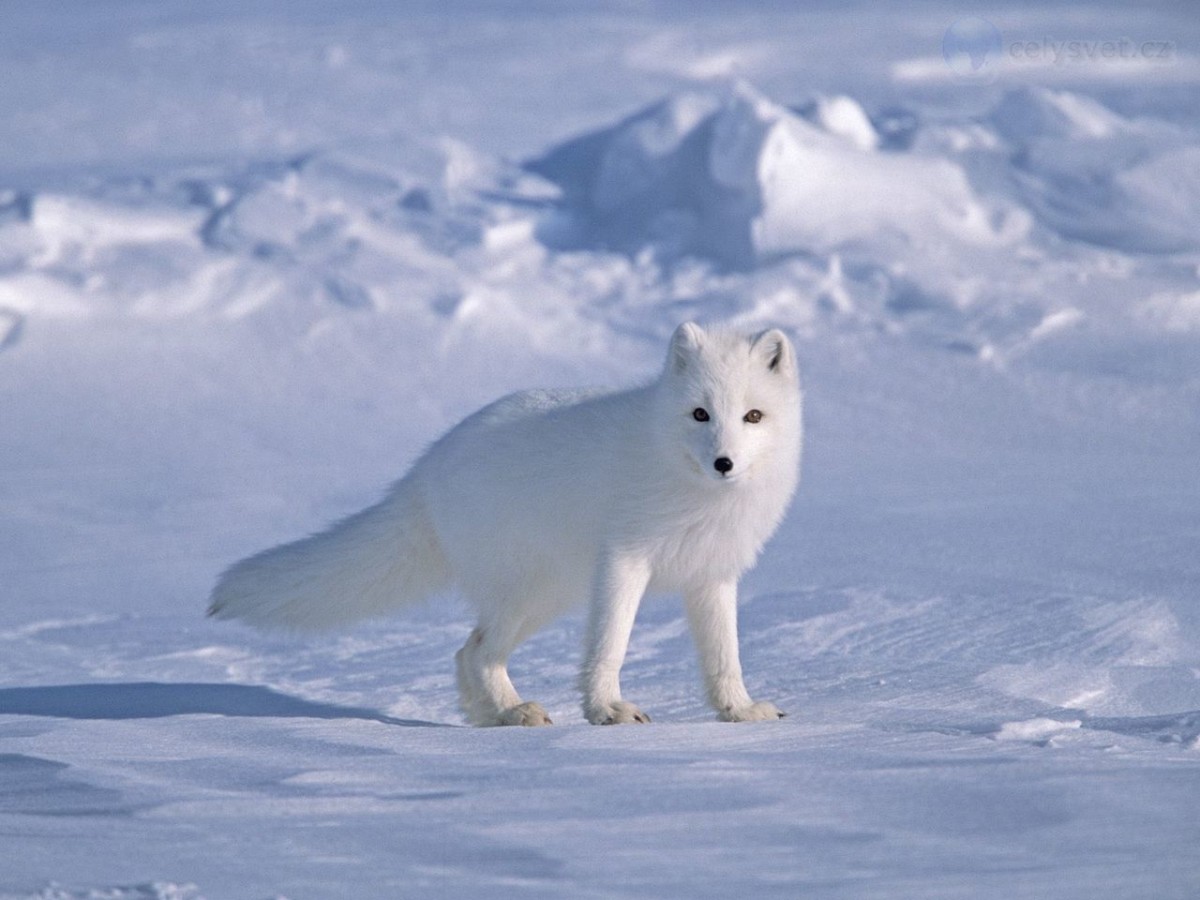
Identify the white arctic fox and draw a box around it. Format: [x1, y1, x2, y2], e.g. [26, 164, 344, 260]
[209, 322, 802, 726]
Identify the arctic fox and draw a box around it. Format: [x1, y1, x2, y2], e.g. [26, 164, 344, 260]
[209, 322, 802, 726]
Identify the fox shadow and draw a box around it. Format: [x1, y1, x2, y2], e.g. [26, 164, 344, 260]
[0, 682, 446, 727]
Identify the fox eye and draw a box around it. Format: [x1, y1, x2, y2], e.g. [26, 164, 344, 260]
[692, 408, 710, 422]
[744, 409, 763, 424]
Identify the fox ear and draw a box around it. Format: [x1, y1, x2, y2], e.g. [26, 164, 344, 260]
[752, 328, 794, 375]
[668, 322, 705, 373]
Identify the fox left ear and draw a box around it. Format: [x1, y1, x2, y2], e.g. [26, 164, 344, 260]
[751, 328, 794, 375]
[668, 322, 705, 374]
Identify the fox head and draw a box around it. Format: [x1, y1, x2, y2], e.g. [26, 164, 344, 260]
[656, 322, 802, 486]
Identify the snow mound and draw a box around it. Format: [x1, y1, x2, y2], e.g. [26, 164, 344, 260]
[804, 94, 880, 151]
[984, 87, 1200, 253]
[527, 82, 1024, 266]
[1085, 711, 1200, 748]
[529, 81, 1200, 266]
[0, 143, 542, 327]
[992, 717, 1082, 743]
[990, 87, 1129, 142]
[0, 81, 1195, 389]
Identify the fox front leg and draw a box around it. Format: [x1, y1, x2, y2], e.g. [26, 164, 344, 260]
[685, 579, 786, 722]
[580, 553, 653, 725]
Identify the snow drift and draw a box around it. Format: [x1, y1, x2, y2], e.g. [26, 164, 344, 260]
[527, 82, 1027, 266]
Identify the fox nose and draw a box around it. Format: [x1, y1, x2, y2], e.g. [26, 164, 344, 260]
[714, 456, 734, 475]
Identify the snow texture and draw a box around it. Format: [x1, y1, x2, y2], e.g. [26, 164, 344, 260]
[1, 2, 1199, 898]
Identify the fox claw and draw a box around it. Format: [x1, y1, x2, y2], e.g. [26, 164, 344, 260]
[588, 700, 651, 725]
[497, 701, 553, 726]
[719, 700, 786, 722]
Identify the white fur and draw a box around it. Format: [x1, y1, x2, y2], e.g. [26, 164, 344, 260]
[209, 322, 803, 726]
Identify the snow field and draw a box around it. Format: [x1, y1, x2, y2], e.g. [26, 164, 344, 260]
[1, 2, 1199, 897]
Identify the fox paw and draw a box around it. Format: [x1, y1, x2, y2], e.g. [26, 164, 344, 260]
[497, 701, 553, 726]
[587, 700, 651, 725]
[718, 701, 786, 722]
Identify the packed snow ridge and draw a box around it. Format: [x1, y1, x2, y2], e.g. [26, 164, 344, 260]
[528, 80, 1200, 265]
[1, 81, 1197, 380]
[527, 81, 1025, 266]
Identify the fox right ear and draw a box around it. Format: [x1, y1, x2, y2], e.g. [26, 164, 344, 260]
[668, 322, 704, 373]
[751, 328, 795, 376]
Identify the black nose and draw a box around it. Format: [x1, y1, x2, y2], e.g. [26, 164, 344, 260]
[714, 457, 733, 475]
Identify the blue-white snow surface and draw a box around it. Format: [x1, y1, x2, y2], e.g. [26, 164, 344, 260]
[2, 2, 1199, 898]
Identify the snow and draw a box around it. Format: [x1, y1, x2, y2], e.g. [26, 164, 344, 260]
[991, 717, 1082, 743]
[529, 82, 1024, 266]
[2, 2, 1199, 898]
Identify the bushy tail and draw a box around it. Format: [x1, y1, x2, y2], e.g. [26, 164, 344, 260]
[208, 478, 451, 630]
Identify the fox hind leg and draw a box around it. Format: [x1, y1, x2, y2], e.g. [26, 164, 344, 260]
[455, 620, 552, 727]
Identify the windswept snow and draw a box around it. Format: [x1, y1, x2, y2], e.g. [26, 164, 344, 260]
[1, 2, 1199, 898]
[528, 82, 1026, 266]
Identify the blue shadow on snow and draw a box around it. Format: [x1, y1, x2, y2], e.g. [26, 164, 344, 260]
[0, 682, 444, 727]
